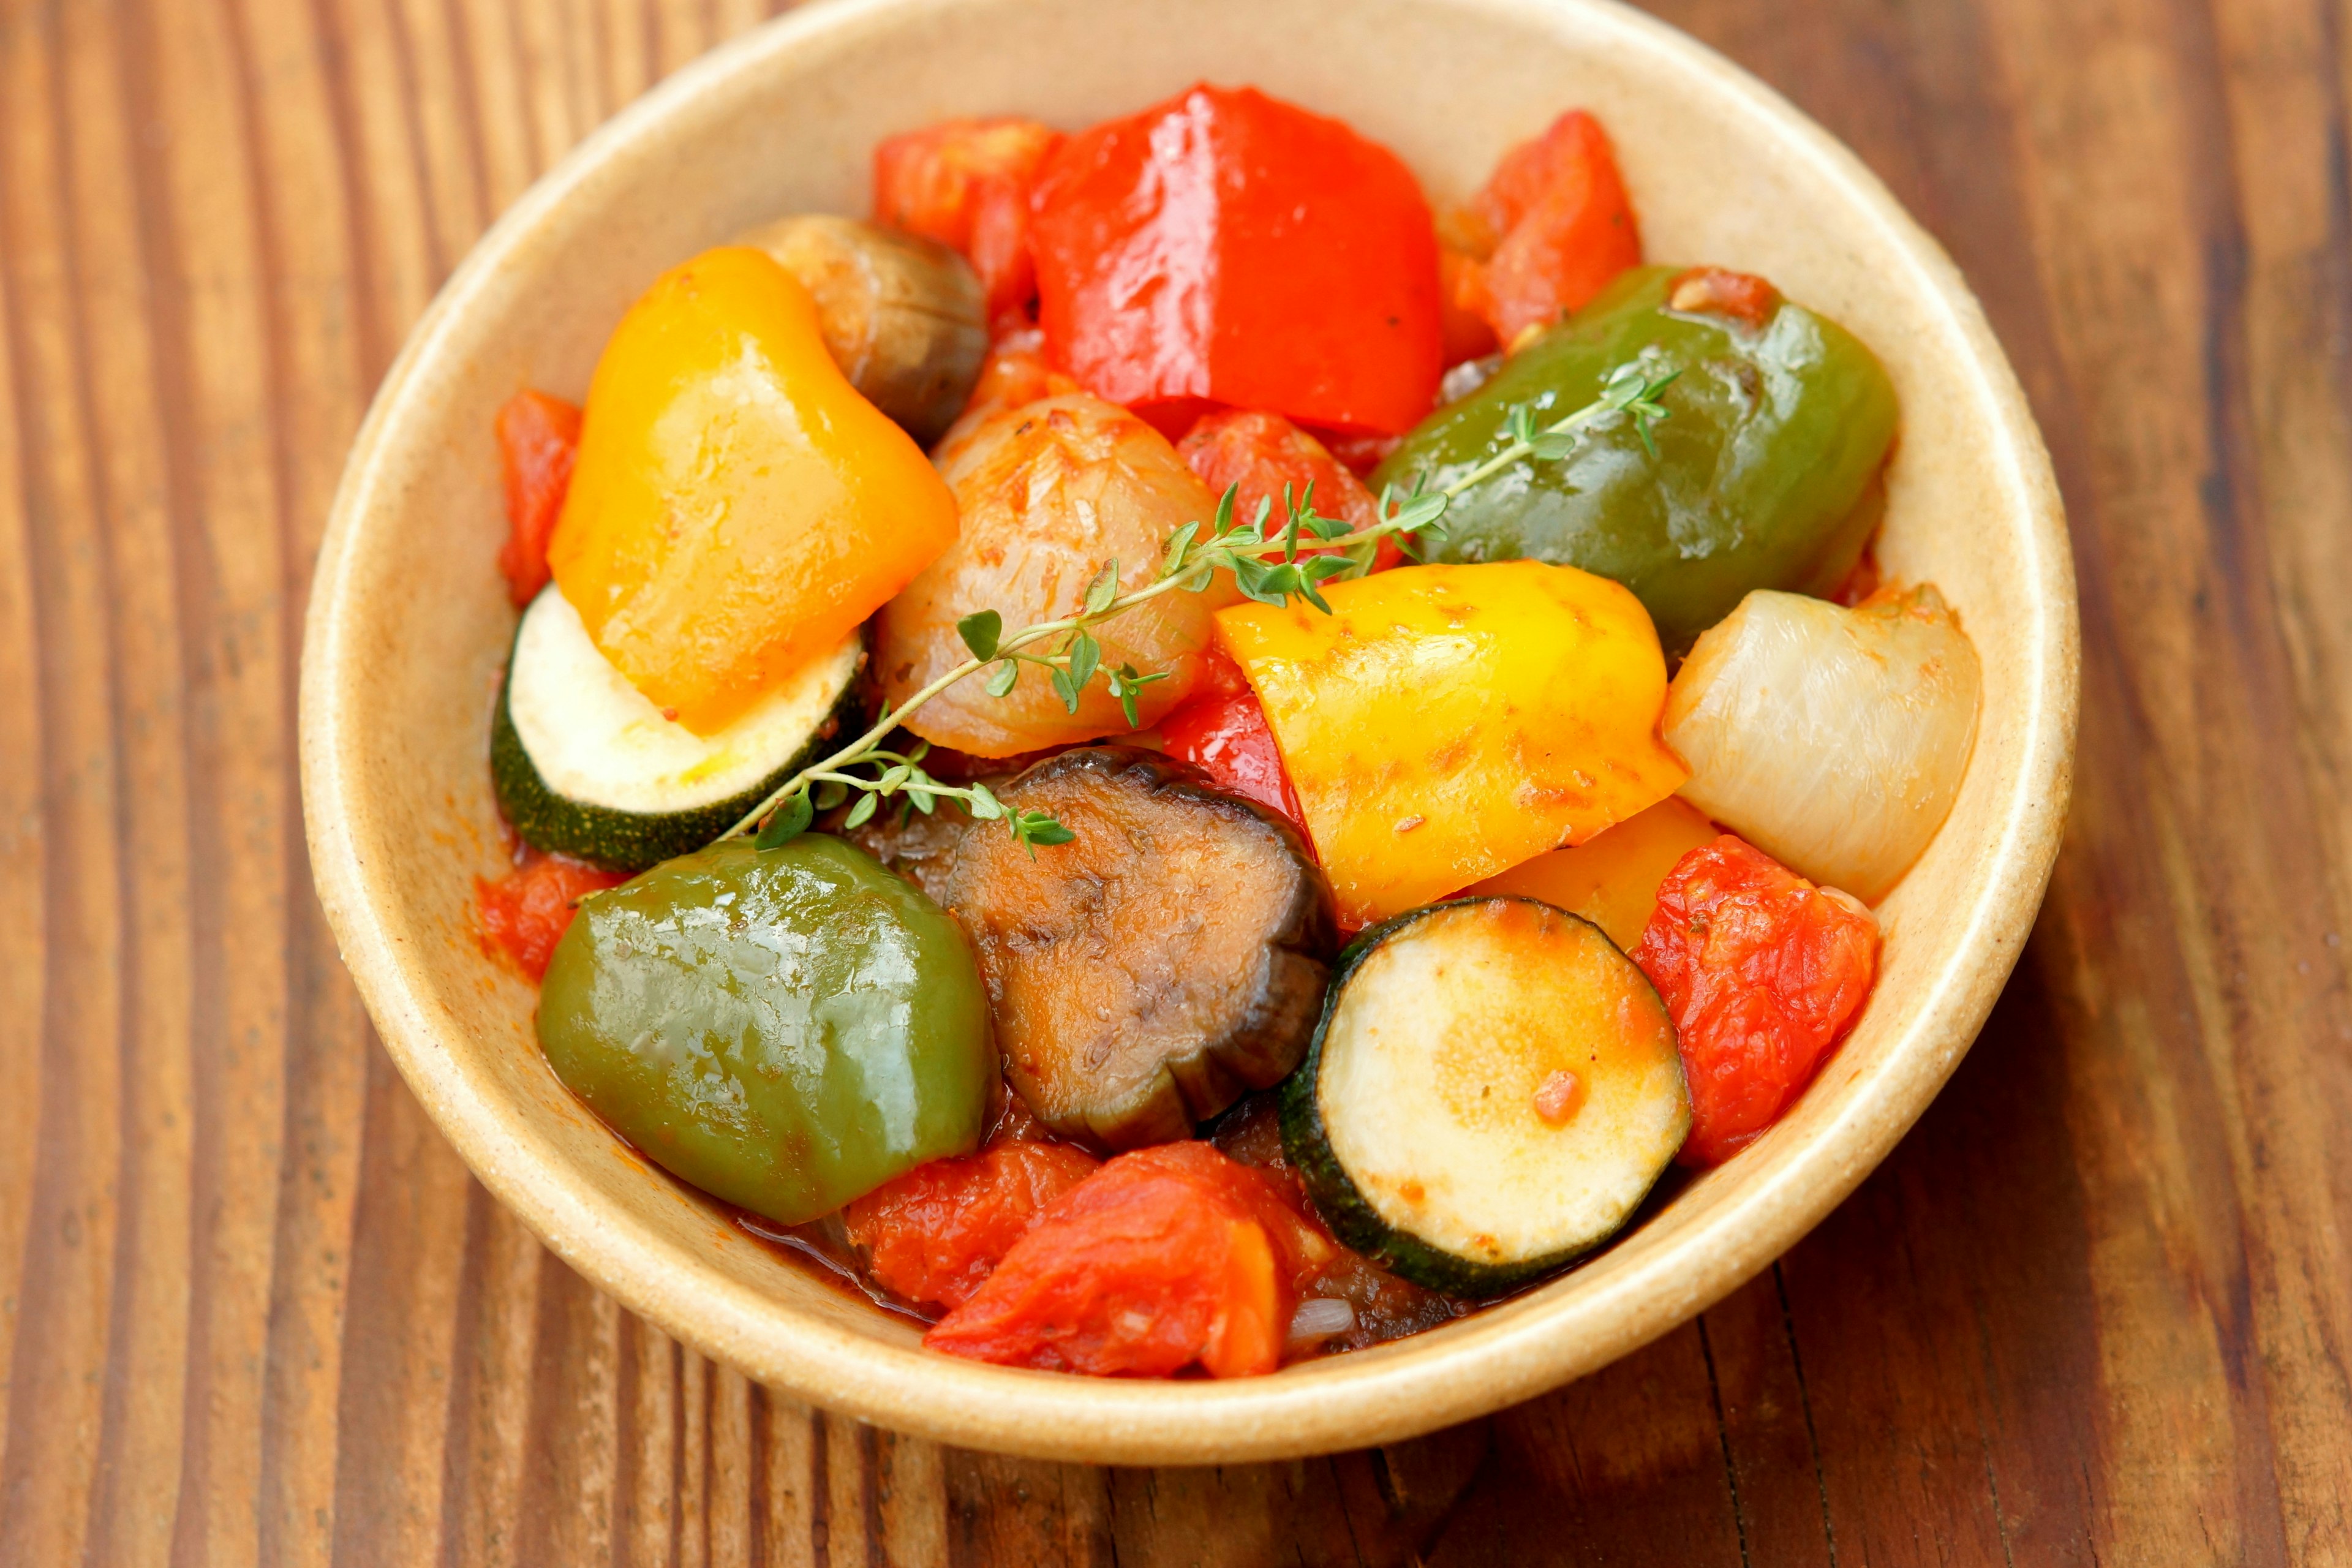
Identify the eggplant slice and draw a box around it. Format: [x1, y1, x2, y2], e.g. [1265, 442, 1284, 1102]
[942, 747, 1335, 1149]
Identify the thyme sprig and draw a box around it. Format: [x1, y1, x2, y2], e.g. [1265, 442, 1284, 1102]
[731, 359, 1678, 854]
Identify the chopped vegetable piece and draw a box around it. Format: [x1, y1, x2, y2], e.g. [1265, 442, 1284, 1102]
[1465, 796, 1719, 952]
[475, 850, 627, 981]
[1665, 265, 1777, 328]
[737, 214, 987, 448]
[876, 394, 1232, 756]
[1281, 899, 1689, 1294]
[872, 116, 1063, 320]
[1438, 247, 1501, 366]
[548, 247, 957, 734]
[1176, 409, 1405, 573]
[1664, 587, 1981, 902]
[943, 748, 1334, 1148]
[843, 1140, 1101, 1310]
[537, 837, 991, 1224]
[491, 585, 862, 872]
[1159, 688, 1308, 839]
[494, 390, 582, 608]
[1450, 110, 1641, 343]
[1215, 561, 1687, 928]
[1634, 837, 1880, 1166]
[1030, 85, 1443, 435]
[924, 1142, 1313, 1378]
[1374, 265, 1898, 654]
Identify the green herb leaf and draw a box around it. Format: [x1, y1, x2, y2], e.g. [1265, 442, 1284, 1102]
[1084, 560, 1120, 616]
[985, 660, 1020, 698]
[755, 790, 815, 849]
[843, 791, 879, 829]
[812, 778, 849, 811]
[1011, 809, 1077, 857]
[1162, 521, 1200, 577]
[877, 763, 911, 793]
[965, 782, 1005, 821]
[957, 609, 1001, 662]
[1066, 628, 1101, 694]
[907, 786, 937, 814]
[1050, 665, 1081, 714]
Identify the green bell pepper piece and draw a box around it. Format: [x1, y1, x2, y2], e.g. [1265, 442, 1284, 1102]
[537, 834, 991, 1225]
[1374, 265, 1898, 653]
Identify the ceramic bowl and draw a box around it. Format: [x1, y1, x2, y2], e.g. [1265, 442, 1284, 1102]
[300, 0, 2077, 1463]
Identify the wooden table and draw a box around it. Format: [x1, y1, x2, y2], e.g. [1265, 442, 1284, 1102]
[2, 0, 2346, 1560]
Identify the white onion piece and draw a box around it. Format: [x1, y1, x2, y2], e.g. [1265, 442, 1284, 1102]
[1286, 1296, 1357, 1344]
[1663, 587, 1980, 902]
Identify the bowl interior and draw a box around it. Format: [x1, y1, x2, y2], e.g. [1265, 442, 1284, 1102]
[302, 0, 2073, 1463]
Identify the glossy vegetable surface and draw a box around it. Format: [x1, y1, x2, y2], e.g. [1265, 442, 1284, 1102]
[1215, 561, 1687, 927]
[1158, 688, 1308, 839]
[1466, 796, 1718, 951]
[1665, 586, 1980, 902]
[943, 748, 1333, 1148]
[875, 393, 1231, 756]
[737, 214, 987, 448]
[1373, 265, 1898, 653]
[924, 1142, 1326, 1377]
[548, 246, 957, 734]
[1634, 836, 1879, 1166]
[1176, 409, 1404, 573]
[1447, 110, 1642, 344]
[842, 1140, 1100, 1310]
[1281, 898, 1689, 1294]
[1030, 85, 1442, 435]
[475, 851, 627, 982]
[494, 390, 581, 608]
[873, 117, 1062, 320]
[538, 837, 992, 1224]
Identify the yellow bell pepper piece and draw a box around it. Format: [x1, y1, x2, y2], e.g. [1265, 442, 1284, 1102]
[549, 246, 958, 734]
[1214, 561, 1687, 928]
[1466, 796, 1719, 952]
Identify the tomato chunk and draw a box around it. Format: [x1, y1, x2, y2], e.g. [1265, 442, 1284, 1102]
[1453, 110, 1640, 344]
[1632, 837, 1879, 1166]
[494, 390, 582, 608]
[475, 850, 627, 981]
[1030, 85, 1443, 436]
[873, 117, 1063, 320]
[843, 1140, 1101, 1311]
[924, 1142, 1317, 1378]
[1160, 690, 1309, 841]
[1175, 409, 1404, 573]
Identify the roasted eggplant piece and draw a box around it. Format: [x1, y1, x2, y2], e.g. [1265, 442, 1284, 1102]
[738, 214, 987, 447]
[942, 747, 1335, 1149]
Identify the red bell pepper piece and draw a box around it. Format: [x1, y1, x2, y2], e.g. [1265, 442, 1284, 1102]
[873, 117, 1063, 321]
[1175, 409, 1404, 573]
[843, 1140, 1101, 1311]
[494, 390, 582, 608]
[1161, 690, 1310, 842]
[1455, 110, 1641, 344]
[1030, 85, 1444, 437]
[1633, 837, 1879, 1167]
[923, 1142, 1325, 1378]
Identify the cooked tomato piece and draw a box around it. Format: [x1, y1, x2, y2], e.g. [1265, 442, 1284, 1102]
[1313, 429, 1404, 478]
[1456, 110, 1640, 344]
[1667, 266, 1779, 329]
[872, 117, 1063, 320]
[1175, 409, 1405, 572]
[1030, 85, 1443, 436]
[843, 1140, 1101, 1311]
[494, 390, 582, 608]
[1438, 247, 1501, 366]
[475, 850, 627, 981]
[1160, 690, 1309, 840]
[1633, 836, 1879, 1166]
[924, 1142, 1319, 1378]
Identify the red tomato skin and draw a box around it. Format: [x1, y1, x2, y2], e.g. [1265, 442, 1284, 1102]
[873, 117, 1063, 319]
[494, 391, 582, 608]
[1633, 837, 1879, 1167]
[922, 1142, 1310, 1378]
[1175, 409, 1404, 571]
[475, 850, 627, 982]
[843, 1141, 1101, 1311]
[1463, 111, 1641, 342]
[1160, 691, 1310, 841]
[1030, 85, 1444, 437]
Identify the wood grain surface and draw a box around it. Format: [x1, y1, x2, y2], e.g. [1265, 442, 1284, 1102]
[1, 0, 2347, 1561]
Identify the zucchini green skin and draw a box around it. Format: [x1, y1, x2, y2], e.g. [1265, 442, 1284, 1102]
[1278, 897, 1686, 1298]
[489, 623, 865, 873]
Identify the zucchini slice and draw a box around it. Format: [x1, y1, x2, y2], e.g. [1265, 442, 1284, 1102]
[1280, 897, 1689, 1295]
[491, 585, 863, 872]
